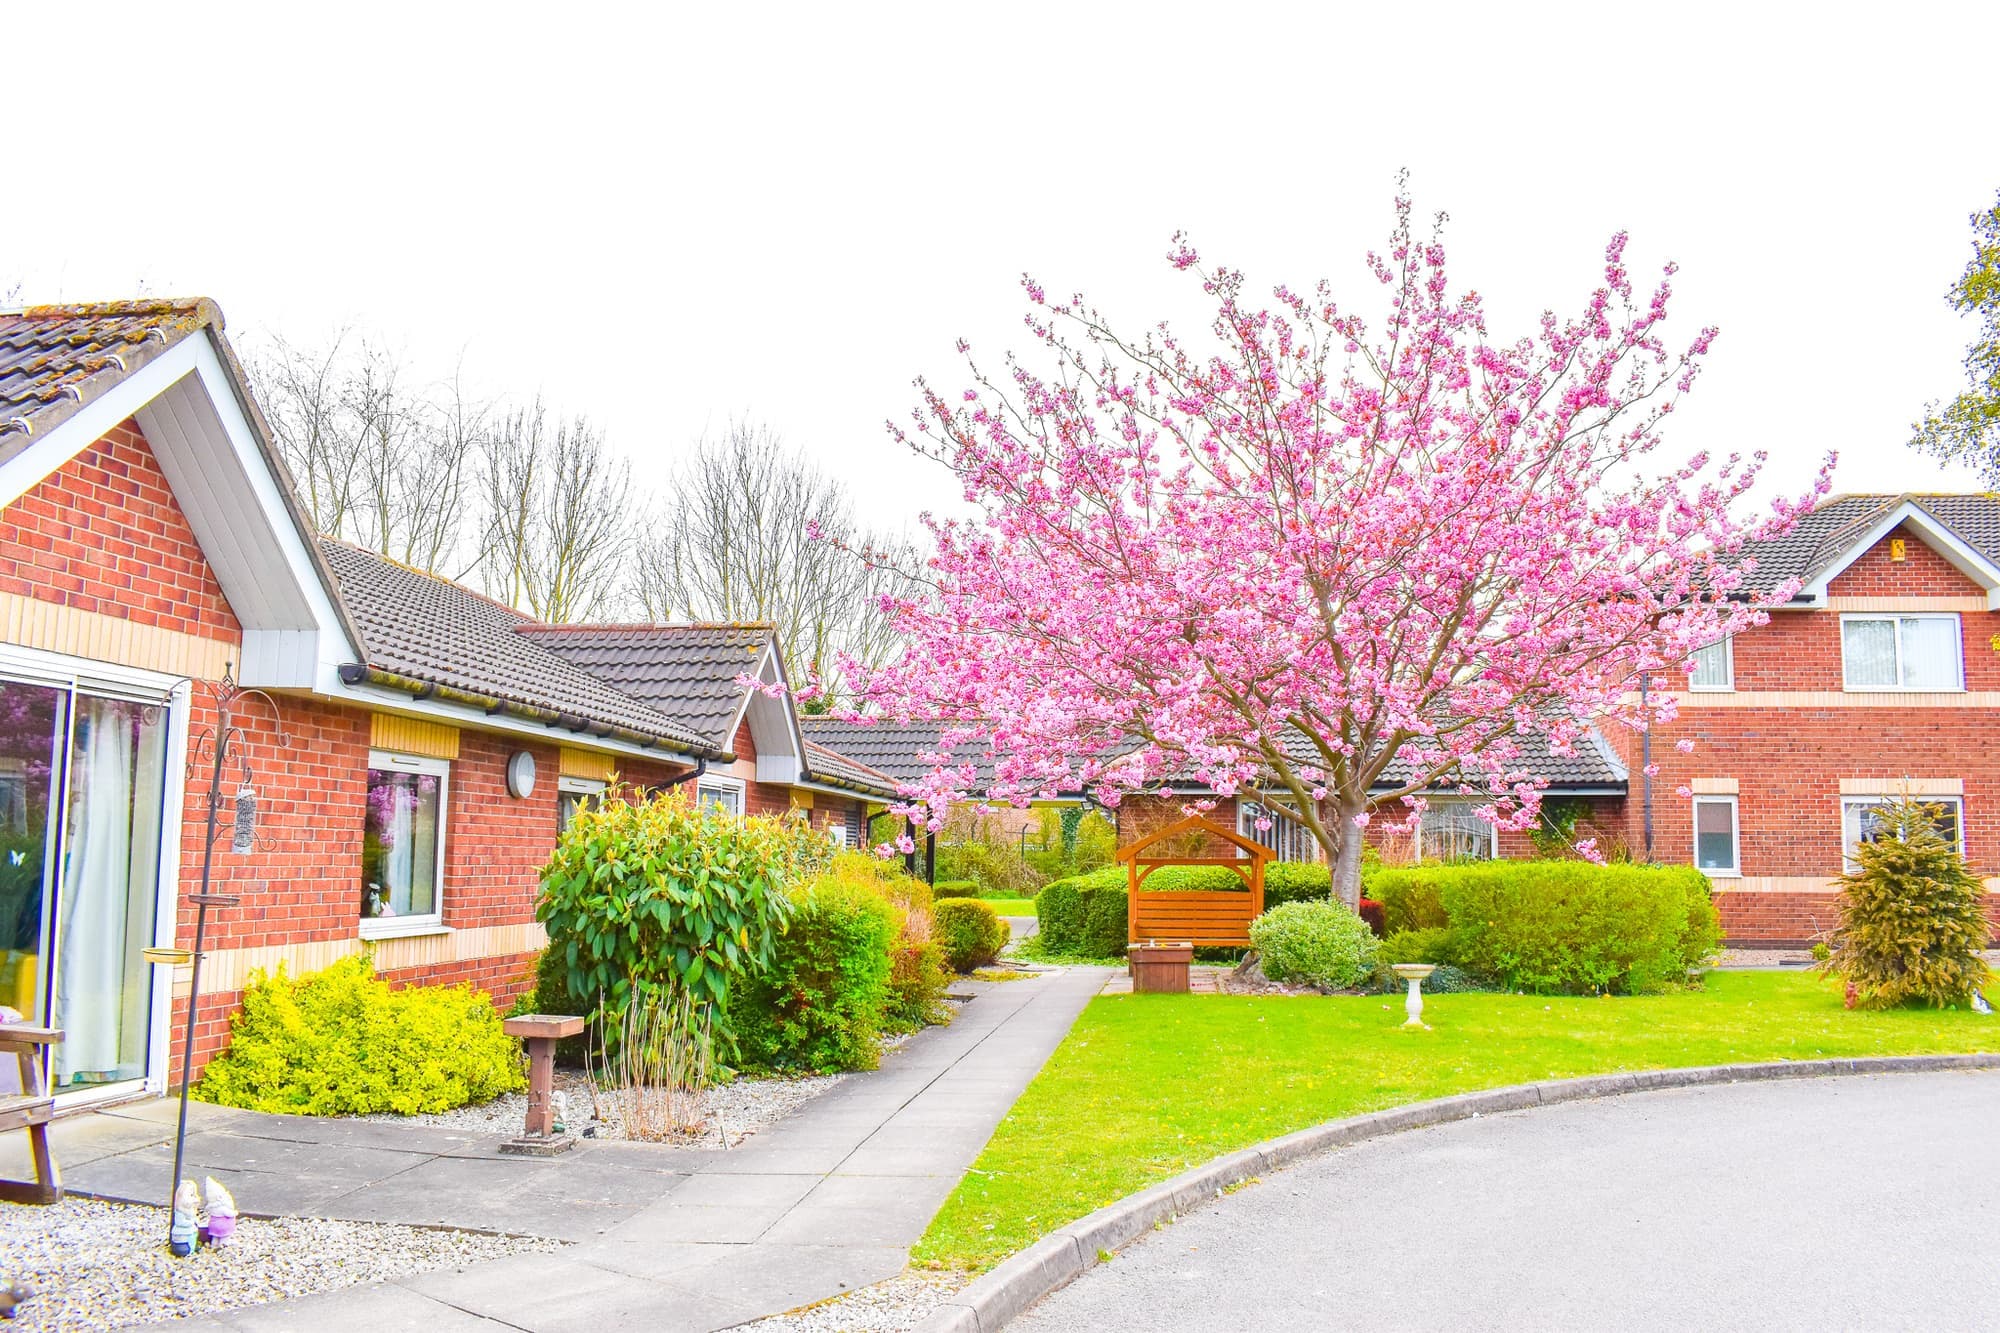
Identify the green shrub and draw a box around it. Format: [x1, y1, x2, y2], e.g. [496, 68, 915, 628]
[1265, 862, 1334, 908]
[1435, 861, 1720, 995]
[733, 877, 900, 1073]
[195, 955, 523, 1115]
[537, 787, 826, 1039]
[934, 899, 1010, 971]
[1034, 877, 1085, 952]
[1379, 925, 1457, 966]
[1368, 866, 1453, 934]
[938, 838, 1041, 896]
[1249, 901, 1380, 989]
[887, 939, 951, 1031]
[933, 880, 982, 899]
[1826, 796, 1992, 1008]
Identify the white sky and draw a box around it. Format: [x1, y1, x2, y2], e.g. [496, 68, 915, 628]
[4, 2, 1993, 531]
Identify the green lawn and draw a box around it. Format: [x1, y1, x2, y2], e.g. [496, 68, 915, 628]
[915, 970, 2000, 1271]
[984, 897, 1038, 916]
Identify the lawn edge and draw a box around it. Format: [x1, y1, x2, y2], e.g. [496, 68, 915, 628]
[914, 1052, 2000, 1332]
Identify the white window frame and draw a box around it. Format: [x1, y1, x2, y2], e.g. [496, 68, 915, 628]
[1687, 637, 1735, 692]
[1238, 797, 1322, 863]
[557, 775, 606, 831]
[1840, 794, 1965, 873]
[1690, 794, 1740, 877]
[0, 643, 191, 1102]
[695, 773, 746, 817]
[1413, 800, 1499, 863]
[360, 749, 450, 939]
[1839, 613, 1964, 692]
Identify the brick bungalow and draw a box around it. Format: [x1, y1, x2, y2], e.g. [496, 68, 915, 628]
[0, 300, 896, 1103]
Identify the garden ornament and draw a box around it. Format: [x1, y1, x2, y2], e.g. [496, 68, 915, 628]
[204, 1177, 238, 1246]
[1392, 963, 1437, 1029]
[0, 1280, 35, 1320]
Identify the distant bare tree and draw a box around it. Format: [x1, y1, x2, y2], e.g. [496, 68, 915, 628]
[634, 421, 917, 707]
[250, 337, 484, 576]
[478, 398, 632, 622]
[251, 332, 364, 537]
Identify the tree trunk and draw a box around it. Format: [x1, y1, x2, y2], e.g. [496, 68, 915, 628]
[1330, 807, 1366, 911]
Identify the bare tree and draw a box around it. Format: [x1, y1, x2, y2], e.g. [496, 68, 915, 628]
[477, 399, 632, 621]
[251, 332, 364, 537]
[250, 337, 485, 576]
[634, 421, 917, 707]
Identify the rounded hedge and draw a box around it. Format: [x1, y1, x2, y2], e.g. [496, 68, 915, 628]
[1368, 860, 1721, 994]
[932, 880, 983, 899]
[196, 955, 524, 1115]
[934, 898, 1010, 972]
[1249, 900, 1380, 990]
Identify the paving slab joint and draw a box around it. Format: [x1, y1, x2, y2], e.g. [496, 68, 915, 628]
[912, 1053, 2000, 1333]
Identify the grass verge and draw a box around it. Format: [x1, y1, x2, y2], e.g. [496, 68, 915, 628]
[914, 969, 2000, 1271]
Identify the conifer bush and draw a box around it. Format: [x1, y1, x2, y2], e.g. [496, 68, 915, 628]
[1826, 796, 1992, 1008]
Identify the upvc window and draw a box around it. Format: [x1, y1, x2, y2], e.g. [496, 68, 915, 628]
[1842, 795, 1963, 872]
[557, 775, 605, 832]
[1415, 802, 1497, 862]
[695, 777, 745, 817]
[1692, 795, 1739, 876]
[1688, 638, 1734, 692]
[1840, 614, 1962, 691]
[1239, 798, 1320, 863]
[361, 750, 448, 931]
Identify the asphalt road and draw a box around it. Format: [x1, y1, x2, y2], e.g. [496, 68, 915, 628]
[1014, 1071, 2000, 1332]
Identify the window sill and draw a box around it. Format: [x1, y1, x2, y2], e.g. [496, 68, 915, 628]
[358, 918, 451, 942]
[1687, 686, 1736, 694]
[1840, 685, 1966, 694]
[1701, 869, 1743, 880]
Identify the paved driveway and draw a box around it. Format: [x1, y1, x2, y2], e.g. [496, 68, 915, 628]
[1016, 1071, 2000, 1332]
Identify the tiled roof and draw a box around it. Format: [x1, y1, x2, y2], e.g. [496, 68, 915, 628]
[1735, 493, 2000, 596]
[798, 720, 990, 789]
[802, 740, 900, 799]
[320, 540, 711, 752]
[522, 623, 774, 751]
[0, 300, 218, 446]
[800, 717, 1623, 800]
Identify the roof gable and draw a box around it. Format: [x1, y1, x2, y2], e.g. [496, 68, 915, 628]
[526, 623, 787, 753]
[1736, 493, 2000, 608]
[0, 299, 360, 684]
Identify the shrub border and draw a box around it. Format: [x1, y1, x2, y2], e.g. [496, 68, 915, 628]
[915, 1052, 2000, 1332]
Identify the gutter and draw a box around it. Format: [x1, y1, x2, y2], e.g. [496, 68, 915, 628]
[336, 663, 717, 760]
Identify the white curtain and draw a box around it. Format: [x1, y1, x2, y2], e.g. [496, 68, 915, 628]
[56, 698, 135, 1084]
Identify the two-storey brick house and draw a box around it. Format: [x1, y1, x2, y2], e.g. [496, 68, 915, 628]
[1601, 493, 2000, 944]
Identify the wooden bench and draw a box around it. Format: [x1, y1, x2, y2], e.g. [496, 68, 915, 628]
[0, 1024, 61, 1204]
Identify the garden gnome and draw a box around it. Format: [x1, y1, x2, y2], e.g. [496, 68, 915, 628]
[0, 1281, 34, 1320]
[170, 1179, 202, 1256]
[204, 1177, 238, 1246]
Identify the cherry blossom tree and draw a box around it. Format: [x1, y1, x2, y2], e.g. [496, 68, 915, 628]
[855, 195, 1832, 907]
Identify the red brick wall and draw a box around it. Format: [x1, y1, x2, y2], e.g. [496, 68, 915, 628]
[732, 717, 794, 817]
[1114, 794, 1242, 855]
[0, 420, 240, 642]
[1827, 524, 1983, 598]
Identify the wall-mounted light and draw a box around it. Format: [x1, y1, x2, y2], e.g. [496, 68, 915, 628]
[507, 750, 538, 799]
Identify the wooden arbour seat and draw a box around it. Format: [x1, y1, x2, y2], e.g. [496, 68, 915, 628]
[1117, 814, 1276, 949]
[0, 1023, 62, 1204]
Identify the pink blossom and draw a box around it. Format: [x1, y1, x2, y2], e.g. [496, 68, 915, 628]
[1675, 738, 1696, 754]
[849, 194, 1828, 904]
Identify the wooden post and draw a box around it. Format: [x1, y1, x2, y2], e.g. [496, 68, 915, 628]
[501, 1014, 586, 1156]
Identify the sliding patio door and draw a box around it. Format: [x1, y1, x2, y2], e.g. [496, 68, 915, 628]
[0, 673, 169, 1093]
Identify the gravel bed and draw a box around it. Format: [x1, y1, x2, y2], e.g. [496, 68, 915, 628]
[740, 1272, 969, 1332]
[0, 1196, 563, 1330]
[356, 1066, 845, 1147]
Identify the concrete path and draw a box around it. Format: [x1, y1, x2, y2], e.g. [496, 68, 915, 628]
[1014, 1070, 2000, 1332]
[149, 964, 1107, 1331]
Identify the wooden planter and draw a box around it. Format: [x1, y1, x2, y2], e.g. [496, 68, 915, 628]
[1129, 942, 1194, 993]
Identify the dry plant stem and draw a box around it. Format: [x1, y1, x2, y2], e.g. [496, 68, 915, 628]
[591, 987, 715, 1142]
